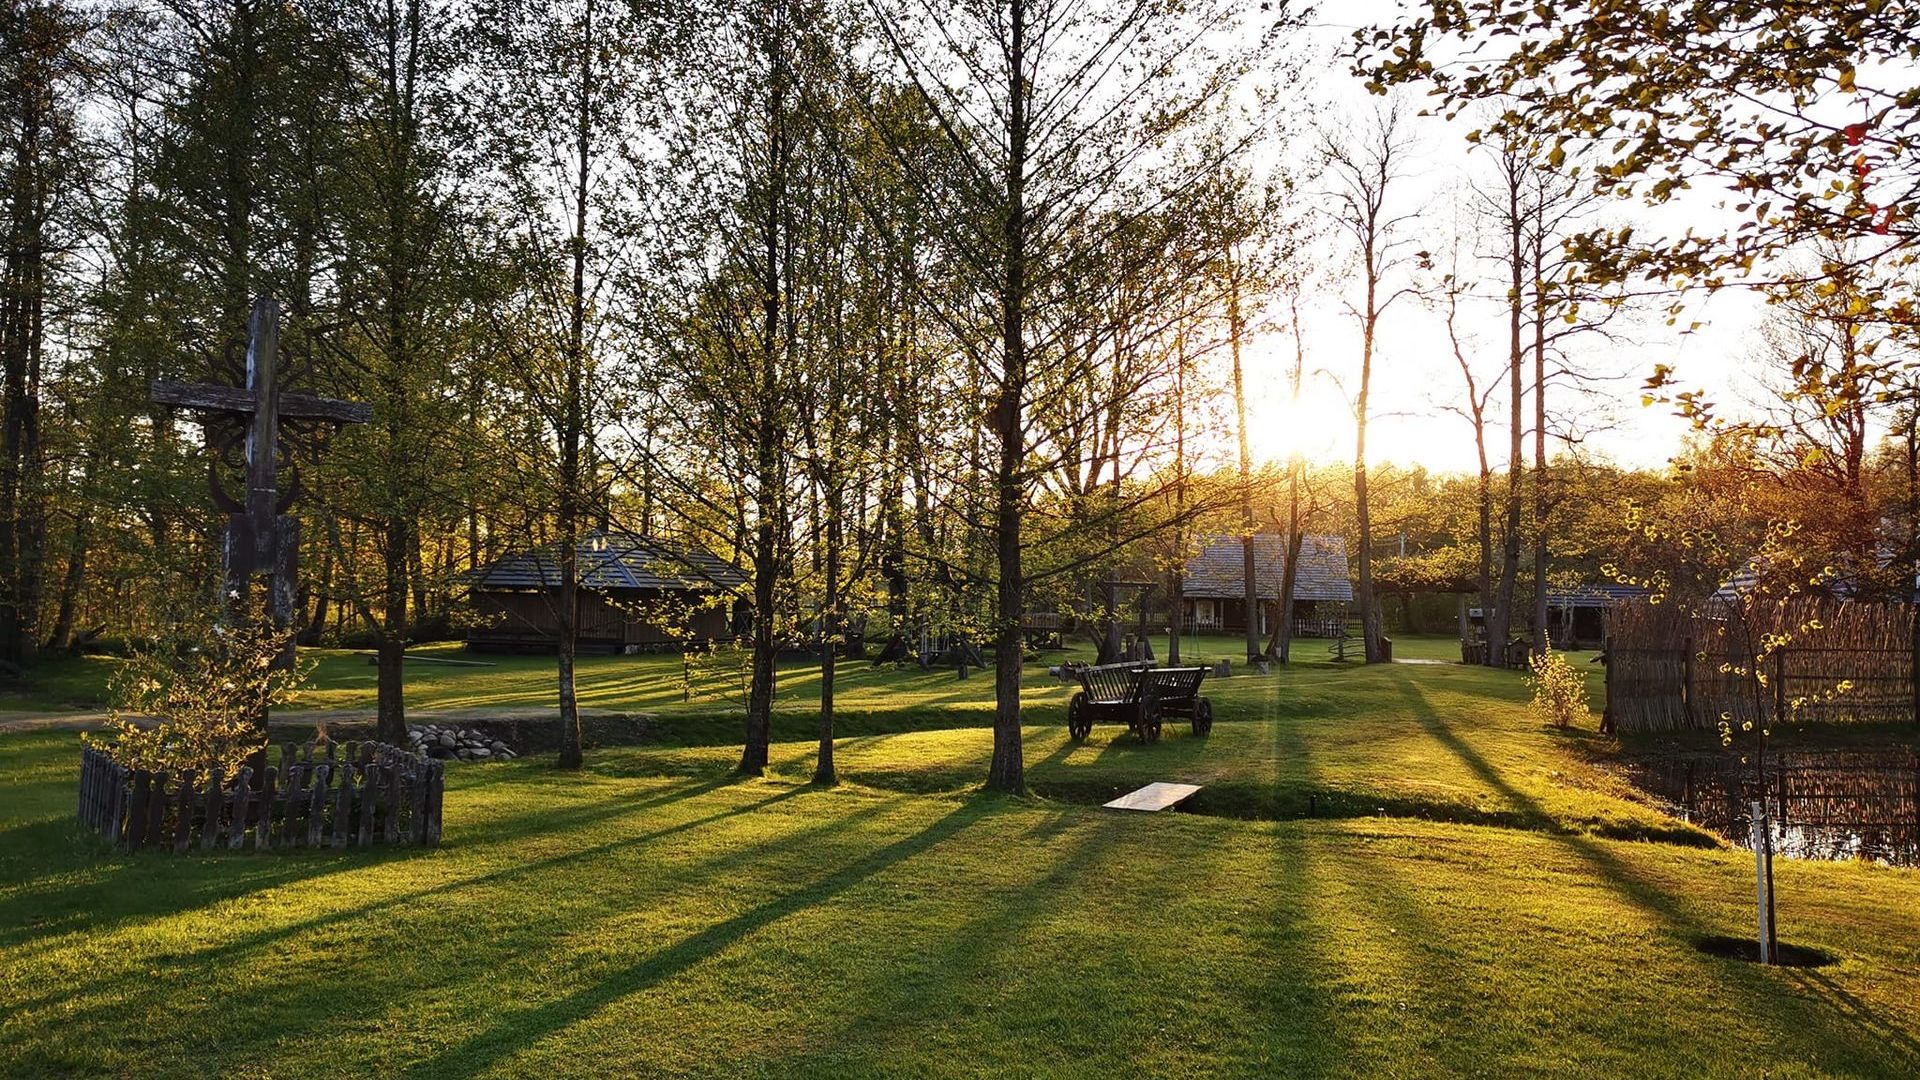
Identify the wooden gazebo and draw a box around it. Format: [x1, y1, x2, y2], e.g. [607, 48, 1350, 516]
[465, 531, 747, 654]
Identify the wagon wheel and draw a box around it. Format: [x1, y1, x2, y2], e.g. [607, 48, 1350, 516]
[1192, 697, 1213, 736]
[1067, 693, 1091, 741]
[1138, 700, 1163, 744]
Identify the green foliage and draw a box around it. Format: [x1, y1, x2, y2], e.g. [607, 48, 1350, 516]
[85, 607, 311, 775]
[1526, 649, 1588, 728]
[1359, 3, 1920, 321]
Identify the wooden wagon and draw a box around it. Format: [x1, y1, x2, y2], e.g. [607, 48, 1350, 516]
[1065, 662, 1213, 744]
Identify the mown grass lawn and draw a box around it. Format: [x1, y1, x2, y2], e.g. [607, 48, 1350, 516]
[631, 659, 1683, 840]
[4, 647, 1917, 1077]
[0, 632, 1493, 715]
[3, 722, 1919, 1078]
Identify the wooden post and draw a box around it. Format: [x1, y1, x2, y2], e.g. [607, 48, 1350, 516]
[412, 762, 431, 843]
[255, 765, 279, 851]
[331, 765, 353, 849]
[356, 768, 377, 847]
[424, 763, 444, 847]
[1751, 799, 1773, 965]
[306, 764, 329, 848]
[286, 766, 307, 848]
[1681, 635, 1694, 728]
[172, 772, 197, 853]
[1910, 598, 1919, 727]
[384, 765, 402, 844]
[1773, 648, 1787, 727]
[1602, 634, 1615, 734]
[228, 767, 253, 849]
[199, 769, 224, 851]
[123, 771, 146, 849]
[107, 764, 126, 845]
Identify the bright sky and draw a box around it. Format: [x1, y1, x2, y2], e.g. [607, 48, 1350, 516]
[1231, 2, 1774, 475]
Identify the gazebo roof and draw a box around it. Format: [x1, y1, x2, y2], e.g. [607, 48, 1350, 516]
[1182, 534, 1353, 602]
[1545, 583, 1650, 608]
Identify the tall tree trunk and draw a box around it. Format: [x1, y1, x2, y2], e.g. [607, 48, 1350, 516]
[0, 24, 51, 677]
[555, 0, 597, 772]
[815, 493, 840, 784]
[303, 543, 332, 646]
[1228, 262, 1260, 662]
[1169, 332, 1187, 665]
[1490, 173, 1525, 665]
[1268, 296, 1307, 663]
[987, 0, 1029, 795]
[1529, 236, 1549, 656]
[377, 515, 410, 744]
[44, 503, 89, 652]
[1356, 288, 1382, 663]
[740, 18, 791, 777]
[876, 471, 909, 662]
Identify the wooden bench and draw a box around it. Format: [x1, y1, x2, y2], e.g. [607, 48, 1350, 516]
[1066, 662, 1213, 744]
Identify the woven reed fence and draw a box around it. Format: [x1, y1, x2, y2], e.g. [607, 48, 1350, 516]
[1633, 750, 1920, 864]
[77, 740, 443, 852]
[1605, 597, 1918, 733]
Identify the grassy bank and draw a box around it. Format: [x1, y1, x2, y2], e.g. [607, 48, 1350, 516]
[3, 721, 1918, 1078]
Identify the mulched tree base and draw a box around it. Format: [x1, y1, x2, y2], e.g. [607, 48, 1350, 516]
[1693, 935, 1838, 968]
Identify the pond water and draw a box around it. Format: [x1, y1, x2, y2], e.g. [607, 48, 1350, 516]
[1625, 750, 1920, 868]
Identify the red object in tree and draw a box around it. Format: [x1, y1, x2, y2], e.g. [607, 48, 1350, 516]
[1846, 122, 1869, 146]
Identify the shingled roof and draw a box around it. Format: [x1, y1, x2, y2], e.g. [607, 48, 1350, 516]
[1545, 583, 1650, 608]
[469, 531, 748, 593]
[1182, 534, 1353, 602]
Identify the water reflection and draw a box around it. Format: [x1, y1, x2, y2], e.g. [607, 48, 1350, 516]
[1626, 750, 1920, 868]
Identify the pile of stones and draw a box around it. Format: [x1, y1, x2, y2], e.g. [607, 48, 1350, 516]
[406, 724, 516, 763]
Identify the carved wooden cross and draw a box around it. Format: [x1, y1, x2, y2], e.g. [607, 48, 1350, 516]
[150, 296, 370, 681]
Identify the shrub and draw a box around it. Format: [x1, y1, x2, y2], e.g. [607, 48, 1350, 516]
[1527, 649, 1590, 728]
[85, 604, 313, 775]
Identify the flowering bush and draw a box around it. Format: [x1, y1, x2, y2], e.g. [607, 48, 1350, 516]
[1527, 649, 1590, 728]
[85, 605, 312, 775]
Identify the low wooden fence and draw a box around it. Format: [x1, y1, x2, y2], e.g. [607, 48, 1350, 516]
[77, 740, 443, 852]
[1605, 597, 1918, 733]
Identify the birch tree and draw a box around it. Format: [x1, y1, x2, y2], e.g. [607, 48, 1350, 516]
[1322, 101, 1419, 664]
[470, 0, 662, 768]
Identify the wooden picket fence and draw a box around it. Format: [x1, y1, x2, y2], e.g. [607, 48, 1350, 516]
[77, 740, 442, 852]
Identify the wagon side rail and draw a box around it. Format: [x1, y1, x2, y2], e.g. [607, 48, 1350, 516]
[1142, 667, 1209, 715]
[1074, 661, 1153, 704]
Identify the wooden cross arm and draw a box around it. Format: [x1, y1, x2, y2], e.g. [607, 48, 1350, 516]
[150, 380, 372, 424]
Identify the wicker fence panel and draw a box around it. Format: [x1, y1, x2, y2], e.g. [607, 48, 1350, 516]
[1604, 601, 1694, 732]
[1606, 598, 1918, 734]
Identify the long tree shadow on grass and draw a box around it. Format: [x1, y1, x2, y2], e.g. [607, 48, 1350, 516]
[0, 769, 741, 960]
[3, 789, 918, 1078]
[1, 777, 810, 1022]
[1386, 670, 1920, 1072]
[752, 808, 1123, 1074]
[398, 797, 985, 1080]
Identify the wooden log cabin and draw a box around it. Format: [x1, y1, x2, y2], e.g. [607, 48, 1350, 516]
[1180, 534, 1353, 638]
[465, 531, 748, 654]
